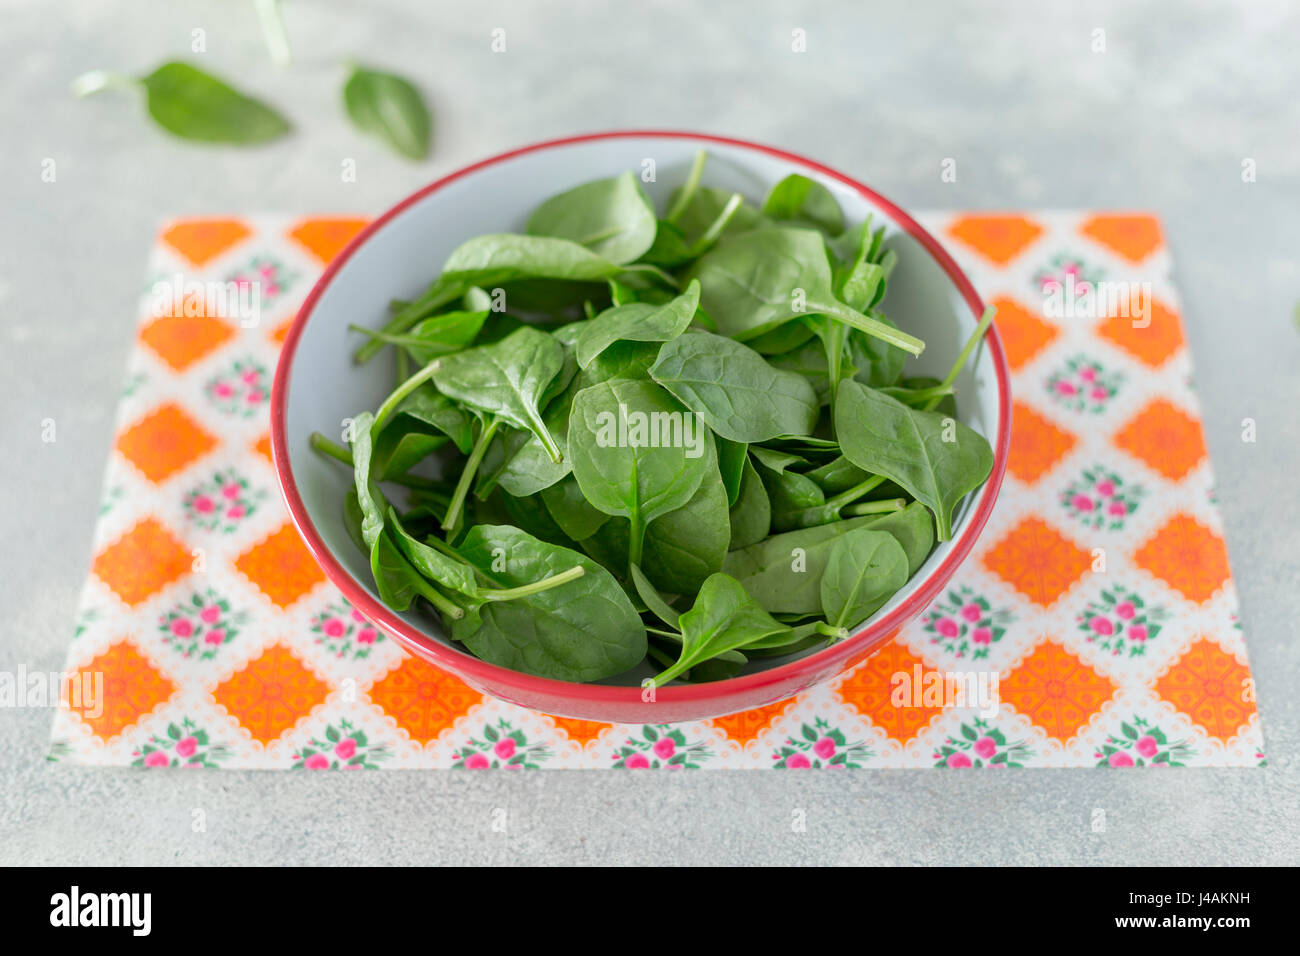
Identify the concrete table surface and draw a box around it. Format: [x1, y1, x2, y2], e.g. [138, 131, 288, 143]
[2, 0, 1297, 865]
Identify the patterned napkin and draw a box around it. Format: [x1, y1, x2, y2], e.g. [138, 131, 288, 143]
[48, 211, 1265, 769]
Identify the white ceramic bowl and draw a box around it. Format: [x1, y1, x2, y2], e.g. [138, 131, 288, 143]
[272, 131, 1011, 722]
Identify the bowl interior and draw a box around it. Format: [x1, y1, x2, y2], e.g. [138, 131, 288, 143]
[280, 133, 1001, 689]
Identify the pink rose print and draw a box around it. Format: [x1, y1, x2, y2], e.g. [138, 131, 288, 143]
[1076, 587, 1164, 657]
[785, 753, 811, 769]
[170, 618, 193, 637]
[972, 627, 992, 644]
[624, 753, 651, 769]
[213, 383, 234, 398]
[193, 495, 214, 513]
[311, 601, 385, 660]
[464, 753, 489, 769]
[1128, 625, 1148, 641]
[936, 617, 959, 638]
[1135, 736, 1158, 758]
[961, 603, 983, 622]
[304, 753, 330, 769]
[494, 738, 517, 760]
[222, 483, 242, 500]
[200, 605, 221, 623]
[947, 752, 972, 768]
[145, 750, 170, 767]
[184, 468, 262, 533]
[351, 608, 368, 623]
[1108, 500, 1127, 516]
[241, 369, 260, 385]
[1090, 616, 1114, 636]
[1047, 356, 1122, 413]
[653, 737, 676, 760]
[1097, 715, 1193, 767]
[1108, 751, 1134, 767]
[813, 737, 837, 759]
[1072, 494, 1094, 512]
[226, 506, 245, 519]
[1095, 480, 1115, 497]
[1116, 602, 1136, 620]
[334, 738, 357, 760]
[207, 358, 270, 418]
[204, 628, 225, 645]
[322, 617, 345, 638]
[922, 586, 1014, 660]
[1079, 367, 1096, 382]
[357, 628, 377, 644]
[176, 736, 198, 758]
[973, 736, 998, 759]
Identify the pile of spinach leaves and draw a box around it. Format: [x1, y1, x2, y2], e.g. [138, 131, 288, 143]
[317, 154, 995, 685]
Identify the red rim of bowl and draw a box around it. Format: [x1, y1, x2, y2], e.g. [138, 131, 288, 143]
[271, 129, 1012, 711]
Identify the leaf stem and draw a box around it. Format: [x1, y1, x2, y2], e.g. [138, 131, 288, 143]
[665, 149, 707, 223]
[842, 497, 906, 517]
[410, 575, 464, 620]
[825, 474, 886, 512]
[254, 0, 293, 67]
[70, 70, 138, 98]
[478, 565, 585, 601]
[823, 300, 925, 356]
[355, 281, 464, 364]
[443, 418, 499, 533]
[372, 359, 441, 432]
[924, 304, 996, 411]
[309, 432, 448, 498]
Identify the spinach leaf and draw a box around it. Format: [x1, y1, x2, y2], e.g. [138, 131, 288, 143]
[834, 379, 993, 541]
[350, 309, 486, 367]
[440, 234, 633, 288]
[75, 62, 291, 144]
[575, 279, 699, 368]
[450, 525, 646, 681]
[395, 385, 475, 453]
[540, 475, 611, 541]
[526, 170, 657, 265]
[687, 227, 923, 354]
[819, 529, 910, 630]
[761, 173, 844, 236]
[568, 378, 712, 566]
[727, 456, 771, 549]
[716, 437, 748, 506]
[432, 326, 565, 461]
[650, 331, 819, 442]
[342, 63, 432, 160]
[650, 573, 792, 685]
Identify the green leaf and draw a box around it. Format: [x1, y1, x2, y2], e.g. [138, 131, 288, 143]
[526, 170, 658, 265]
[450, 525, 646, 681]
[342, 63, 432, 160]
[650, 331, 820, 443]
[432, 327, 565, 462]
[834, 380, 993, 541]
[761, 173, 845, 235]
[819, 529, 910, 629]
[132, 62, 289, 144]
[575, 280, 699, 368]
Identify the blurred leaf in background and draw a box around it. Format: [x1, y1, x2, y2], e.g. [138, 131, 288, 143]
[342, 63, 433, 160]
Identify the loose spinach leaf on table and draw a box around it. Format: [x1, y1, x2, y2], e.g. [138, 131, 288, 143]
[342, 63, 432, 160]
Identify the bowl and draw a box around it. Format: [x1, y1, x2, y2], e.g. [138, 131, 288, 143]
[272, 130, 1011, 723]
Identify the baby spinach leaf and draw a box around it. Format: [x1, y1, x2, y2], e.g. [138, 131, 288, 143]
[568, 378, 712, 566]
[819, 529, 910, 630]
[432, 326, 565, 462]
[722, 512, 918, 615]
[342, 63, 432, 160]
[540, 475, 611, 541]
[630, 564, 682, 629]
[687, 227, 923, 354]
[387, 509, 478, 596]
[639, 461, 731, 595]
[526, 170, 657, 265]
[650, 331, 819, 443]
[395, 385, 475, 454]
[347, 411, 386, 550]
[440, 234, 630, 288]
[351, 309, 486, 367]
[761, 173, 844, 236]
[574, 279, 700, 368]
[651, 573, 792, 685]
[834, 379, 993, 541]
[575, 340, 661, 389]
[450, 525, 646, 681]
[728, 456, 771, 549]
[80, 62, 292, 144]
[716, 437, 748, 506]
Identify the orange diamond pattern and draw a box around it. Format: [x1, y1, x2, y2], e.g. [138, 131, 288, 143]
[287, 218, 369, 264]
[368, 656, 484, 744]
[234, 523, 326, 608]
[116, 403, 217, 482]
[990, 296, 1060, 370]
[946, 214, 1044, 265]
[546, 715, 612, 746]
[1080, 214, 1163, 264]
[1098, 296, 1185, 367]
[252, 432, 274, 465]
[161, 218, 252, 267]
[711, 698, 795, 745]
[92, 518, 191, 606]
[1135, 514, 1230, 604]
[1006, 400, 1077, 483]
[214, 643, 330, 744]
[1001, 640, 1115, 742]
[1155, 638, 1255, 741]
[835, 640, 945, 744]
[983, 517, 1091, 606]
[270, 316, 294, 347]
[1113, 398, 1206, 480]
[139, 301, 236, 372]
[69, 640, 177, 740]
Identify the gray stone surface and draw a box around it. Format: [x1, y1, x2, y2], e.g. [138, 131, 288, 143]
[1, 0, 1297, 865]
